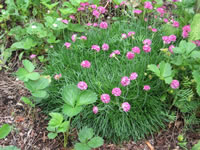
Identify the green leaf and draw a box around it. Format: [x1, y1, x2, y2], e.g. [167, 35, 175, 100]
[47, 132, 58, 139]
[67, 23, 86, 32]
[48, 113, 63, 128]
[57, 121, 70, 133]
[164, 76, 173, 84]
[59, 8, 77, 15]
[88, 136, 104, 148]
[32, 90, 48, 98]
[22, 59, 35, 72]
[189, 13, 200, 41]
[62, 104, 82, 117]
[191, 51, 200, 59]
[147, 64, 160, 77]
[0, 145, 20, 150]
[159, 61, 172, 78]
[41, 2, 59, 10]
[113, 0, 123, 5]
[192, 70, 200, 96]
[21, 96, 35, 107]
[173, 47, 183, 54]
[0, 124, 12, 139]
[74, 143, 91, 150]
[27, 72, 40, 80]
[78, 127, 94, 143]
[76, 90, 97, 106]
[62, 85, 80, 107]
[192, 140, 200, 150]
[27, 77, 50, 90]
[16, 68, 29, 81]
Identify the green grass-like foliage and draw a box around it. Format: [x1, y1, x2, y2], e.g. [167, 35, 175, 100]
[44, 20, 169, 142]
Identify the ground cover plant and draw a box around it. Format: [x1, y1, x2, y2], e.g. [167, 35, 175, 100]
[1, 0, 200, 149]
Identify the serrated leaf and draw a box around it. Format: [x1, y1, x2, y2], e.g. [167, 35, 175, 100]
[62, 104, 82, 117]
[0, 145, 20, 150]
[0, 124, 12, 139]
[22, 59, 35, 72]
[27, 77, 50, 90]
[59, 8, 77, 15]
[76, 90, 97, 106]
[147, 64, 160, 77]
[192, 140, 200, 150]
[21, 96, 35, 107]
[74, 143, 91, 150]
[164, 76, 173, 84]
[32, 90, 48, 98]
[159, 61, 172, 78]
[16, 68, 29, 81]
[173, 47, 183, 54]
[191, 51, 200, 59]
[192, 70, 200, 96]
[27, 72, 40, 80]
[88, 136, 104, 148]
[62, 85, 80, 107]
[47, 132, 57, 139]
[78, 127, 94, 143]
[48, 113, 63, 128]
[57, 121, 70, 133]
[190, 14, 200, 41]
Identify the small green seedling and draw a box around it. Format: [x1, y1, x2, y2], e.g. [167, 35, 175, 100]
[0, 124, 12, 139]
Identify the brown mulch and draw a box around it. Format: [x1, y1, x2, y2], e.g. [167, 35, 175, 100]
[0, 71, 199, 150]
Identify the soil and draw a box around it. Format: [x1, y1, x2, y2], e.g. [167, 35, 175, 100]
[0, 71, 199, 150]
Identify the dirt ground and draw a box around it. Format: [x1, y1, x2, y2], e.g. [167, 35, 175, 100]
[0, 71, 199, 150]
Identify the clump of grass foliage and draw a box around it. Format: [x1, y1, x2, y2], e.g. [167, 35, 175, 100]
[43, 19, 170, 142]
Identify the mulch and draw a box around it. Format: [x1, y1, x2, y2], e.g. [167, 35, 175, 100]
[0, 71, 199, 150]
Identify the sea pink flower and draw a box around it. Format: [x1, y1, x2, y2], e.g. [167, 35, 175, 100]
[90, 4, 97, 9]
[97, 6, 106, 14]
[169, 35, 176, 42]
[143, 85, 150, 91]
[143, 45, 151, 53]
[182, 31, 189, 38]
[121, 76, 130, 86]
[93, 23, 98, 27]
[120, 1, 126, 6]
[109, 52, 115, 58]
[77, 7, 85, 11]
[121, 102, 131, 112]
[182, 25, 191, 32]
[77, 81, 88, 90]
[93, 10, 100, 18]
[114, 50, 120, 55]
[162, 36, 171, 44]
[102, 43, 109, 51]
[30, 54, 37, 59]
[126, 51, 135, 60]
[128, 31, 135, 37]
[144, 1, 153, 10]
[69, 15, 76, 20]
[152, 28, 157, 32]
[112, 87, 122, 96]
[54, 73, 62, 80]
[133, 9, 142, 14]
[157, 7, 165, 14]
[115, 5, 119, 9]
[87, 23, 92, 26]
[80, 35, 87, 40]
[93, 106, 98, 114]
[101, 94, 110, 103]
[71, 34, 77, 42]
[169, 45, 175, 53]
[121, 33, 127, 39]
[172, 21, 179, 28]
[132, 47, 140, 54]
[80, 2, 89, 7]
[143, 39, 152, 45]
[62, 19, 69, 24]
[163, 18, 168, 23]
[130, 72, 138, 80]
[99, 22, 108, 29]
[64, 42, 71, 48]
[81, 60, 91, 68]
[91, 45, 100, 52]
[170, 80, 179, 89]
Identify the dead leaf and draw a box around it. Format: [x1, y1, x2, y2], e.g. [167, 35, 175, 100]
[145, 141, 154, 150]
[15, 116, 25, 122]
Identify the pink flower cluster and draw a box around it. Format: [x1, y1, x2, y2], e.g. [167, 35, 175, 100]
[77, 81, 88, 90]
[192, 40, 200, 47]
[170, 80, 180, 89]
[91, 45, 100, 52]
[99, 21, 108, 29]
[168, 45, 175, 53]
[162, 35, 176, 44]
[64, 42, 71, 49]
[143, 39, 151, 53]
[81, 60, 91, 68]
[182, 25, 191, 38]
[144, 1, 153, 10]
[132, 47, 140, 54]
[112, 87, 122, 96]
[133, 9, 142, 14]
[110, 50, 120, 58]
[172, 20, 179, 28]
[92, 6, 107, 18]
[54, 73, 62, 80]
[101, 94, 110, 103]
[121, 31, 135, 39]
[121, 102, 131, 112]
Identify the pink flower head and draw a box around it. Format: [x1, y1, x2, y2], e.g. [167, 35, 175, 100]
[143, 39, 152, 45]
[121, 76, 130, 86]
[81, 60, 91, 68]
[121, 102, 131, 112]
[77, 7, 85, 11]
[182, 31, 189, 38]
[112, 87, 122, 96]
[172, 21, 179, 28]
[162, 36, 171, 44]
[169, 45, 175, 53]
[144, 1, 153, 10]
[109, 52, 115, 58]
[120, 1, 126, 6]
[91, 45, 100, 52]
[30, 54, 37, 59]
[114, 50, 120, 55]
[115, 5, 119, 9]
[99, 22, 108, 29]
[182, 25, 191, 32]
[121, 33, 127, 39]
[102, 43, 109, 51]
[64, 42, 71, 48]
[80, 36, 87, 40]
[128, 31, 135, 37]
[77, 81, 88, 90]
[143, 85, 150, 91]
[62, 19, 69, 24]
[86, 22, 92, 26]
[163, 18, 168, 23]
[170, 80, 179, 89]
[93, 106, 98, 114]
[80, 2, 89, 7]
[156, 7, 165, 14]
[143, 45, 151, 53]
[93, 23, 98, 27]
[90, 4, 97, 9]
[97, 6, 106, 14]
[132, 46, 140, 54]
[54, 73, 62, 80]
[126, 51, 135, 60]
[69, 15, 76, 20]
[130, 72, 138, 80]
[152, 28, 157, 32]
[101, 94, 110, 103]
[71, 34, 77, 42]
[93, 10, 100, 18]
[169, 35, 176, 42]
[133, 9, 142, 14]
